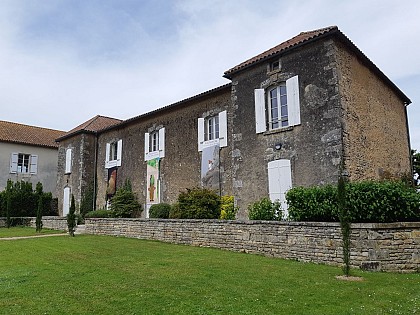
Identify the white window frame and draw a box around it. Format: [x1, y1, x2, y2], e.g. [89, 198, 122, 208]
[255, 75, 300, 133]
[65, 148, 72, 174]
[198, 110, 227, 151]
[105, 139, 122, 168]
[145, 127, 165, 161]
[10, 153, 38, 174]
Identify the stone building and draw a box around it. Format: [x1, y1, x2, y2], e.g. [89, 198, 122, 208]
[0, 120, 65, 194]
[56, 26, 412, 219]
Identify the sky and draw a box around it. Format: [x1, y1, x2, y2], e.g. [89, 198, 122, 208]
[1, 0, 419, 150]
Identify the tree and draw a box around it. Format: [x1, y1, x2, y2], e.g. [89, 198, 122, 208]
[110, 179, 142, 218]
[412, 150, 420, 186]
[35, 182, 43, 232]
[338, 171, 351, 276]
[67, 194, 77, 237]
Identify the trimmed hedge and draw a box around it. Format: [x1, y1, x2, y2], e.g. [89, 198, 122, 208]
[248, 197, 282, 221]
[287, 180, 420, 223]
[84, 210, 112, 218]
[169, 188, 221, 219]
[149, 203, 171, 219]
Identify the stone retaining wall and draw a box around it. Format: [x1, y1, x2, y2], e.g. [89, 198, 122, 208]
[85, 218, 420, 273]
[0, 216, 68, 230]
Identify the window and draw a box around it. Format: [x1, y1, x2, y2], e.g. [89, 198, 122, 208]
[198, 110, 227, 151]
[254, 75, 300, 133]
[10, 153, 38, 174]
[205, 115, 219, 141]
[270, 61, 280, 71]
[65, 148, 72, 174]
[149, 131, 159, 152]
[144, 128, 165, 161]
[268, 84, 288, 129]
[105, 139, 122, 168]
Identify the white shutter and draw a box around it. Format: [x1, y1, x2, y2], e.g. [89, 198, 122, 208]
[286, 75, 300, 126]
[159, 127, 165, 158]
[268, 159, 292, 217]
[144, 132, 150, 161]
[30, 155, 38, 174]
[65, 148, 72, 173]
[198, 118, 205, 152]
[10, 153, 18, 174]
[63, 187, 70, 216]
[116, 139, 123, 166]
[254, 89, 266, 133]
[105, 143, 110, 168]
[218, 110, 228, 148]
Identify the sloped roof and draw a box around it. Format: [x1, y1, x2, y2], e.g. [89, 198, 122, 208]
[57, 115, 122, 141]
[224, 26, 411, 104]
[225, 26, 337, 77]
[0, 120, 65, 148]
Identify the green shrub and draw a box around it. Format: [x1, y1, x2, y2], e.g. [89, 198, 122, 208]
[287, 180, 420, 223]
[174, 188, 221, 219]
[168, 203, 182, 219]
[248, 197, 282, 221]
[84, 209, 112, 218]
[220, 196, 238, 220]
[149, 203, 171, 219]
[286, 185, 338, 222]
[110, 180, 142, 218]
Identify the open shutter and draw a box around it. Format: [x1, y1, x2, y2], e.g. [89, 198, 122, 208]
[144, 132, 150, 161]
[10, 153, 18, 174]
[105, 143, 110, 168]
[198, 118, 205, 151]
[286, 75, 300, 126]
[159, 127, 165, 158]
[116, 139, 123, 166]
[30, 155, 38, 174]
[218, 111, 227, 148]
[254, 89, 266, 133]
[65, 148, 72, 173]
[268, 159, 292, 218]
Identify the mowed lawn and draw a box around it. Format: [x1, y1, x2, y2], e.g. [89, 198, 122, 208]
[0, 234, 418, 315]
[0, 227, 65, 238]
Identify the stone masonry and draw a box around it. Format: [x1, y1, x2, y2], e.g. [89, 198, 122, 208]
[85, 218, 420, 273]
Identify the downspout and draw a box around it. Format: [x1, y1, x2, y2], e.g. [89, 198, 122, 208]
[93, 132, 98, 210]
[404, 102, 413, 184]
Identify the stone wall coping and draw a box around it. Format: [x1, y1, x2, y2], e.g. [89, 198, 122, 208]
[84, 218, 420, 229]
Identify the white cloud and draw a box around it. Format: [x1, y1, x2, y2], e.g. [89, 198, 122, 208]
[0, 0, 418, 150]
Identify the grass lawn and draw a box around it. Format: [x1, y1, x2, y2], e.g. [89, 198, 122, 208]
[0, 227, 65, 238]
[0, 235, 418, 315]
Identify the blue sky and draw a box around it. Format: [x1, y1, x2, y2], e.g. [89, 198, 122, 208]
[1, 0, 419, 150]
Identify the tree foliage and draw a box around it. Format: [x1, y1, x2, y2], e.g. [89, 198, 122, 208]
[110, 179, 142, 218]
[248, 197, 282, 221]
[35, 182, 43, 232]
[169, 188, 221, 219]
[67, 194, 77, 237]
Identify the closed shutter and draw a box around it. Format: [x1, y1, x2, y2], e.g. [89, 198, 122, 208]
[198, 118, 205, 151]
[254, 89, 266, 133]
[144, 132, 150, 161]
[286, 75, 300, 126]
[105, 143, 110, 168]
[30, 155, 38, 174]
[218, 111, 227, 148]
[63, 187, 70, 216]
[159, 127, 165, 158]
[116, 139, 122, 166]
[65, 148, 72, 173]
[267, 159, 292, 218]
[10, 153, 18, 173]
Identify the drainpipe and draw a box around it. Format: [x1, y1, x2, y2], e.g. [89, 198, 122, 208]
[93, 132, 98, 210]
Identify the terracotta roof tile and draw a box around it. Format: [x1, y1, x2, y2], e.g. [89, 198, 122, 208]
[0, 120, 65, 148]
[57, 115, 122, 141]
[224, 26, 338, 77]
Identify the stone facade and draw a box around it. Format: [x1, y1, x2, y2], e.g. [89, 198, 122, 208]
[55, 26, 412, 218]
[85, 218, 420, 273]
